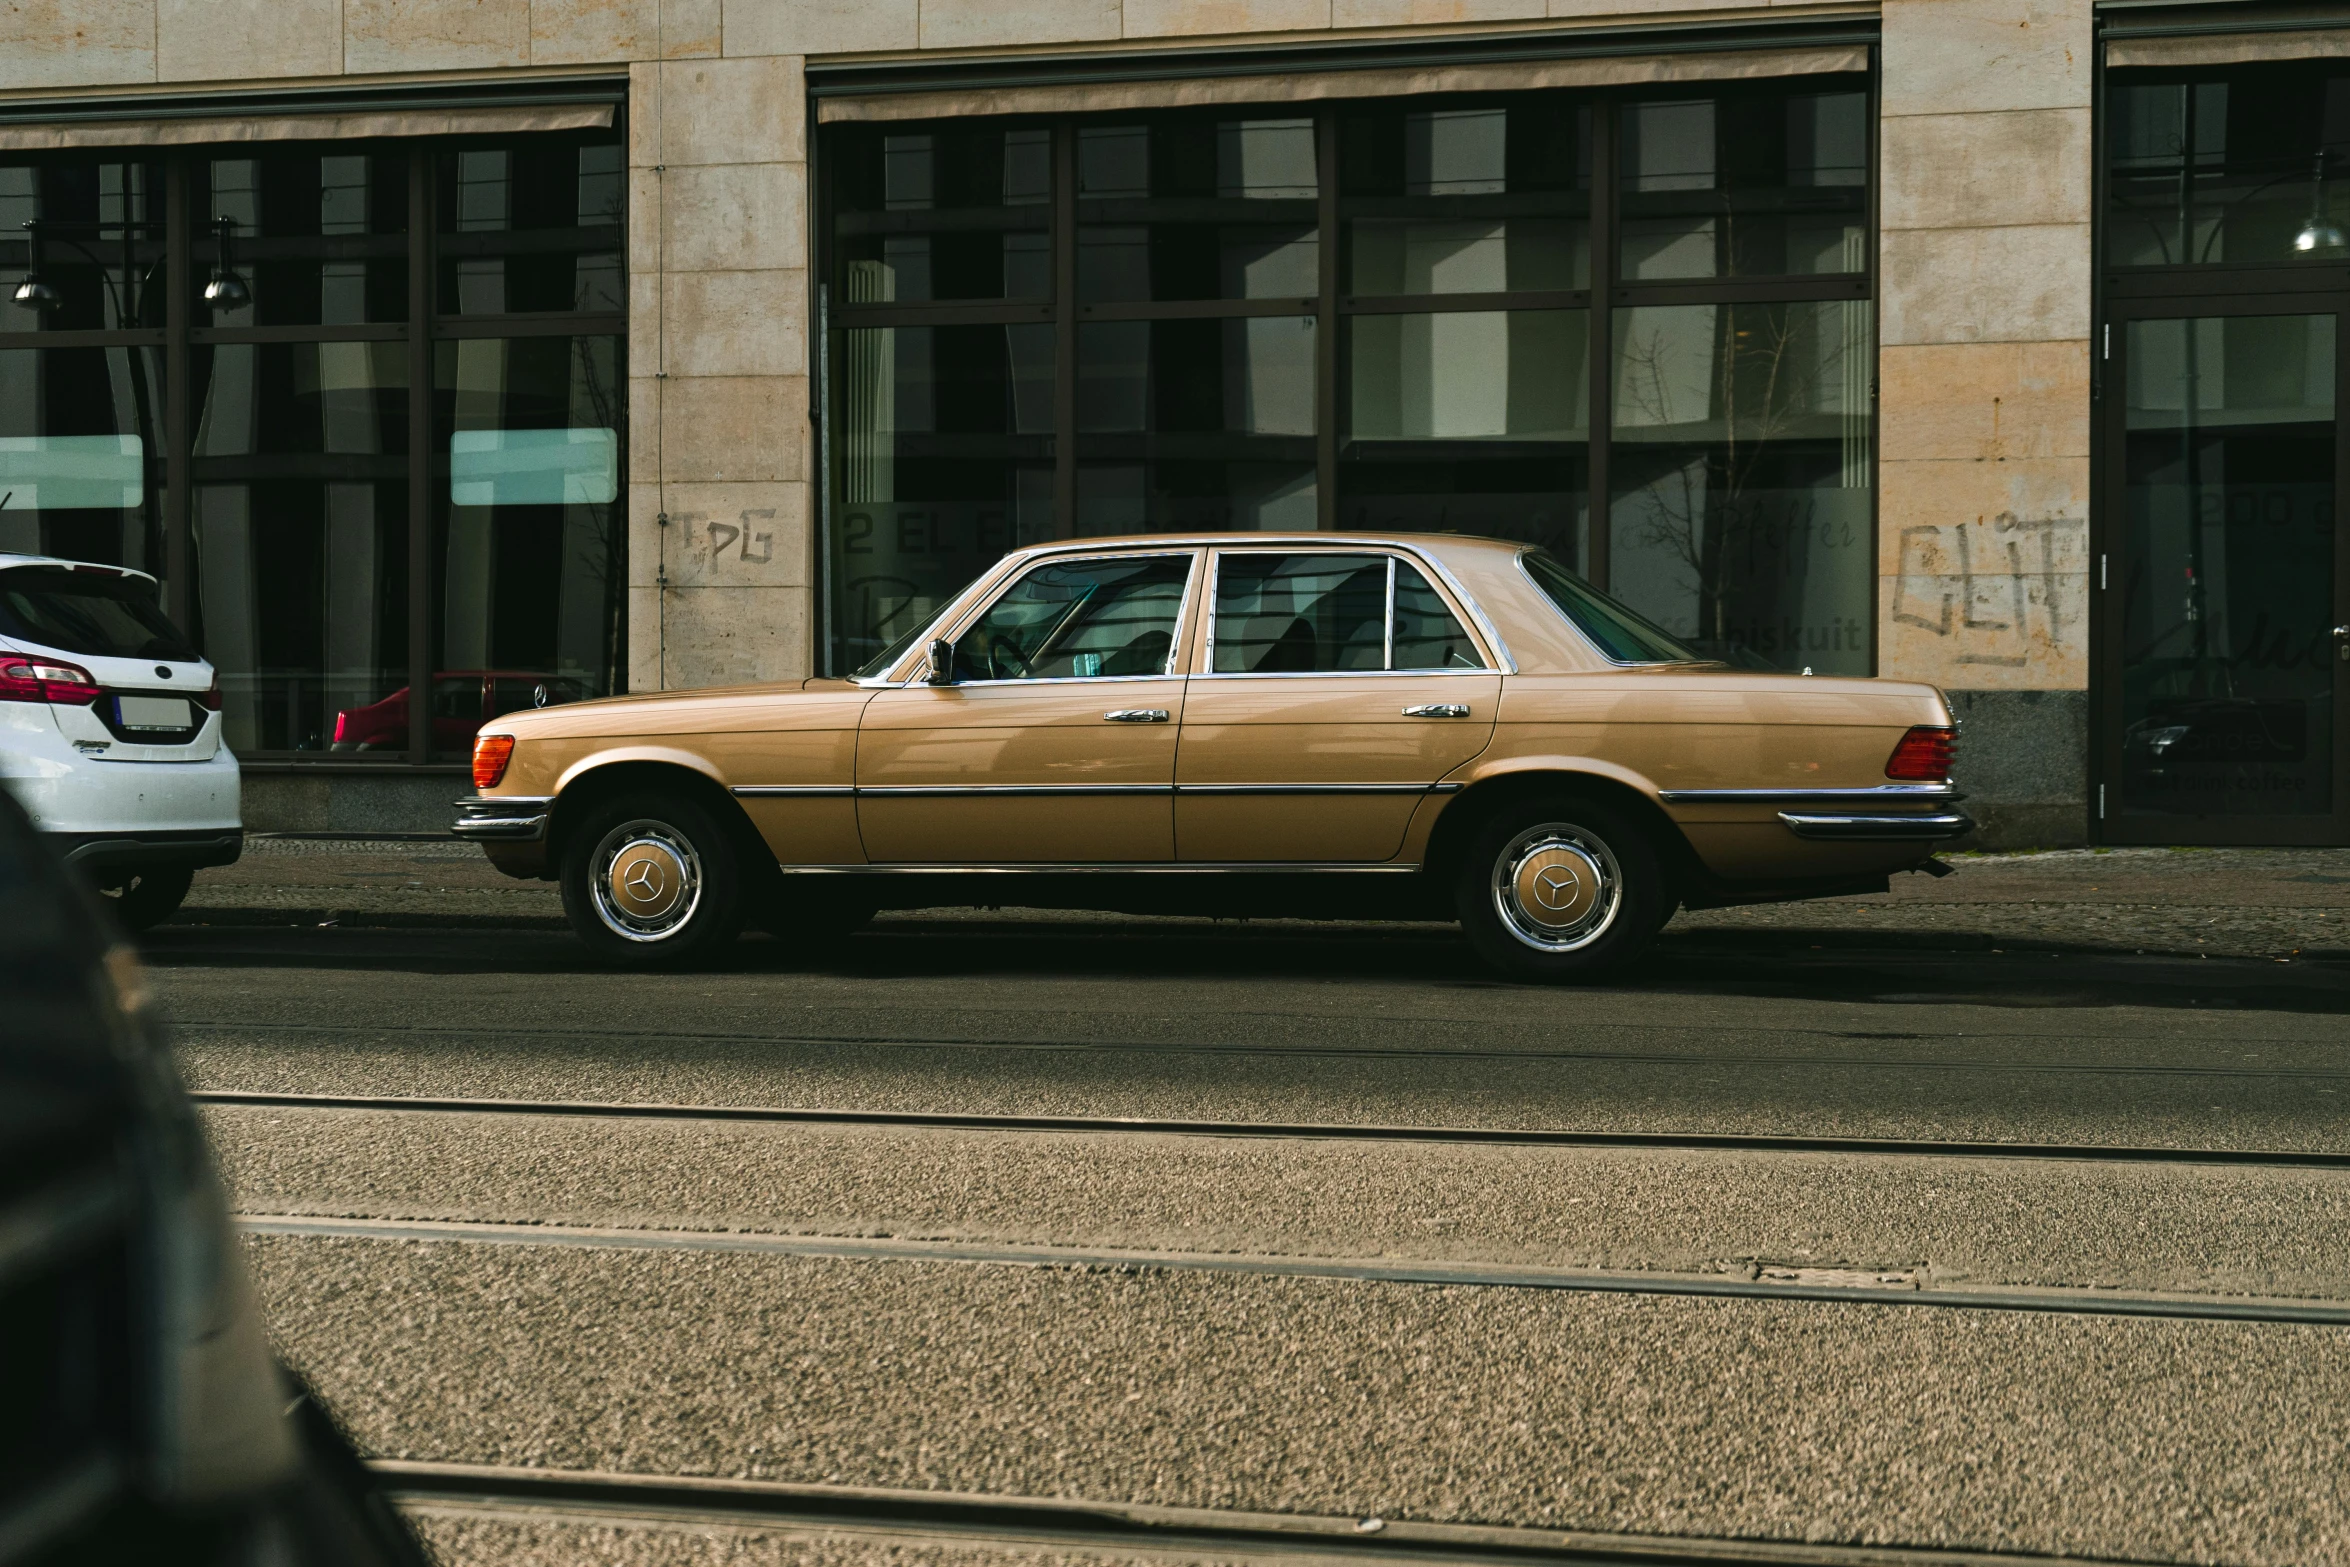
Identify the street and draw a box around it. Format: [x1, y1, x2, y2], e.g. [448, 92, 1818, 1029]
[165, 846, 2350, 1567]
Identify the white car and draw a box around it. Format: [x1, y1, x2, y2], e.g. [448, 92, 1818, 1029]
[0, 554, 241, 929]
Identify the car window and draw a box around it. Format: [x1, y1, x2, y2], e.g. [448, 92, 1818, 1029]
[1391, 563, 1485, 670]
[1212, 554, 1388, 673]
[1520, 548, 1703, 664]
[0, 567, 198, 663]
[953, 554, 1192, 681]
[431, 676, 484, 720]
[1211, 553, 1486, 673]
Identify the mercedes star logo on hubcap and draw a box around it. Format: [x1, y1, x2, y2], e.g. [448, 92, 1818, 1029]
[624, 859, 667, 900]
[1533, 864, 1582, 910]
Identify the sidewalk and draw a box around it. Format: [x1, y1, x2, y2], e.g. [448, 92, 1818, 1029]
[175, 840, 2350, 962]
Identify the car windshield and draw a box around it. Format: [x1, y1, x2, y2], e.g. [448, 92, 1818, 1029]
[0, 567, 198, 663]
[1519, 550, 1705, 665]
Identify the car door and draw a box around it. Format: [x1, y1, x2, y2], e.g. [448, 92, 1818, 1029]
[1174, 548, 1500, 863]
[856, 550, 1199, 864]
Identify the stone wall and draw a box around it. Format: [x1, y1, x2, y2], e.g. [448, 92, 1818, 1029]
[1877, 0, 2094, 845]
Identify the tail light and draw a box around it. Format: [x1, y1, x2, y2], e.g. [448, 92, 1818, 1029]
[199, 676, 223, 712]
[0, 654, 100, 706]
[472, 733, 515, 790]
[1885, 725, 1956, 781]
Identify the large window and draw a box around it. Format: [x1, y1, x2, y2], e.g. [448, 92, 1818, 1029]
[821, 78, 1873, 673]
[0, 125, 625, 761]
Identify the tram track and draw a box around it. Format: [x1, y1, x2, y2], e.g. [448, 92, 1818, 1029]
[168, 1018, 2350, 1081]
[239, 1211, 2350, 1325]
[190, 1088, 2350, 1170]
[374, 1461, 2170, 1567]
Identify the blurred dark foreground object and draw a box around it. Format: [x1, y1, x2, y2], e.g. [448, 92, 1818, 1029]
[0, 789, 428, 1566]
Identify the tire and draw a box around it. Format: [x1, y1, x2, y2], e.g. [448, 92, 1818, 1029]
[1453, 794, 1671, 983]
[97, 865, 194, 933]
[559, 791, 747, 967]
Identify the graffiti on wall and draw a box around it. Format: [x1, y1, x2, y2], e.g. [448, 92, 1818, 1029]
[1886, 512, 2088, 685]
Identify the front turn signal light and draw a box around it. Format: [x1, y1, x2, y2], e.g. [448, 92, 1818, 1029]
[1885, 725, 1956, 781]
[472, 733, 515, 790]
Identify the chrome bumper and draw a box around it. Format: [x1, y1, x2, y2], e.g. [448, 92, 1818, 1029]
[452, 795, 553, 841]
[1778, 810, 1974, 843]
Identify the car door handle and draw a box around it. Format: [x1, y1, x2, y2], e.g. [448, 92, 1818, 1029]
[1104, 708, 1170, 723]
[1402, 703, 1471, 719]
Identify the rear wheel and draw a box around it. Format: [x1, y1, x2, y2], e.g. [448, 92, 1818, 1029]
[1454, 795, 1670, 982]
[96, 865, 194, 933]
[560, 792, 746, 967]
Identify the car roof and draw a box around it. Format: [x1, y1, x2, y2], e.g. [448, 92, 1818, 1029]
[993, 532, 1528, 564]
[0, 552, 160, 586]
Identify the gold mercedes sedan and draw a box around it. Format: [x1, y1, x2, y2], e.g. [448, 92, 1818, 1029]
[455, 533, 1967, 980]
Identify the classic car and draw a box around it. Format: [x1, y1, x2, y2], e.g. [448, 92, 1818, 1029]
[453, 533, 1968, 981]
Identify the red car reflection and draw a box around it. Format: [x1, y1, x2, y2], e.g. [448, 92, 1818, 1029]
[332, 670, 589, 751]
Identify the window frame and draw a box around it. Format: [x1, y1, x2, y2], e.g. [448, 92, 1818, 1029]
[817, 74, 1879, 678]
[0, 121, 628, 767]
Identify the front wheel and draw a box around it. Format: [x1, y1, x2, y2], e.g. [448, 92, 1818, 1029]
[1454, 796, 1671, 983]
[560, 793, 747, 967]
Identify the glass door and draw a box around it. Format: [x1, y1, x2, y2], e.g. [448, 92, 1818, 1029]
[2099, 305, 2350, 843]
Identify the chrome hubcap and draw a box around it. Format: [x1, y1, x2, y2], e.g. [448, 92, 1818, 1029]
[1491, 823, 1621, 952]
[589, 820, 702, 942]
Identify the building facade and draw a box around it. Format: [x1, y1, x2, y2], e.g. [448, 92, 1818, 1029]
[0, 0, 2342, 847]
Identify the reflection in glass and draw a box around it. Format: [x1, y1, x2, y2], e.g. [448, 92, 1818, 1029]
[433, 136, 623, 314]
[1608, 300, 1872, 672]
[200, 150, 407, 326]
[952, 553, 1191, 681]
[2106, 70, 2350, 267]
[2119, 314, 2337, 816]
[0, 157, 165, 331]
[1077, 317, 1315, 436]
[190, 339, 413, 751]
[427, 336, 625, 756]
[1617, 89, 1867, 280]
[832, 126, 1051, 302]
[1074, 316, 1316, 534]
[1340, 311, 1588, 565]
[0, 347, 164, 570]
[832, 323, 1056, 671]
[1343, 98, 1590, 295]
[1076, 116, 1318, 303]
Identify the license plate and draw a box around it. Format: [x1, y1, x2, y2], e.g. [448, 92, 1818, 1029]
[117, 695, 193, 731]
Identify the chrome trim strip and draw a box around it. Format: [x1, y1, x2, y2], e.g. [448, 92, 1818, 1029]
[1185, 669, 1489, 682]
[1176, 782, 1462, 796]
[737, 782, 1467, 799]
[731, 786, 857, 798]
[454, 795, 555, 808]
[1777, 811, 1975, 843]
[1661, 785, 1962, 805]
[776, 862, 1424, 875]
[859, 784, 1174, 798]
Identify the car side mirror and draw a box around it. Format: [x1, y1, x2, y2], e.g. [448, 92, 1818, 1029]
[924, 639, 955, 685]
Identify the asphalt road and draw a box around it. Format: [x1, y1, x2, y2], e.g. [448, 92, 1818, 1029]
[158, 849, 2350, 1567]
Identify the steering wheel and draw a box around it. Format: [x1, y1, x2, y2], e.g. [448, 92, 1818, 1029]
[987, 635, 1035, 680]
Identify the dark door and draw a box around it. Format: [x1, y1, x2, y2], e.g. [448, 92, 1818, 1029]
[2099, 302, 2350, 843]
